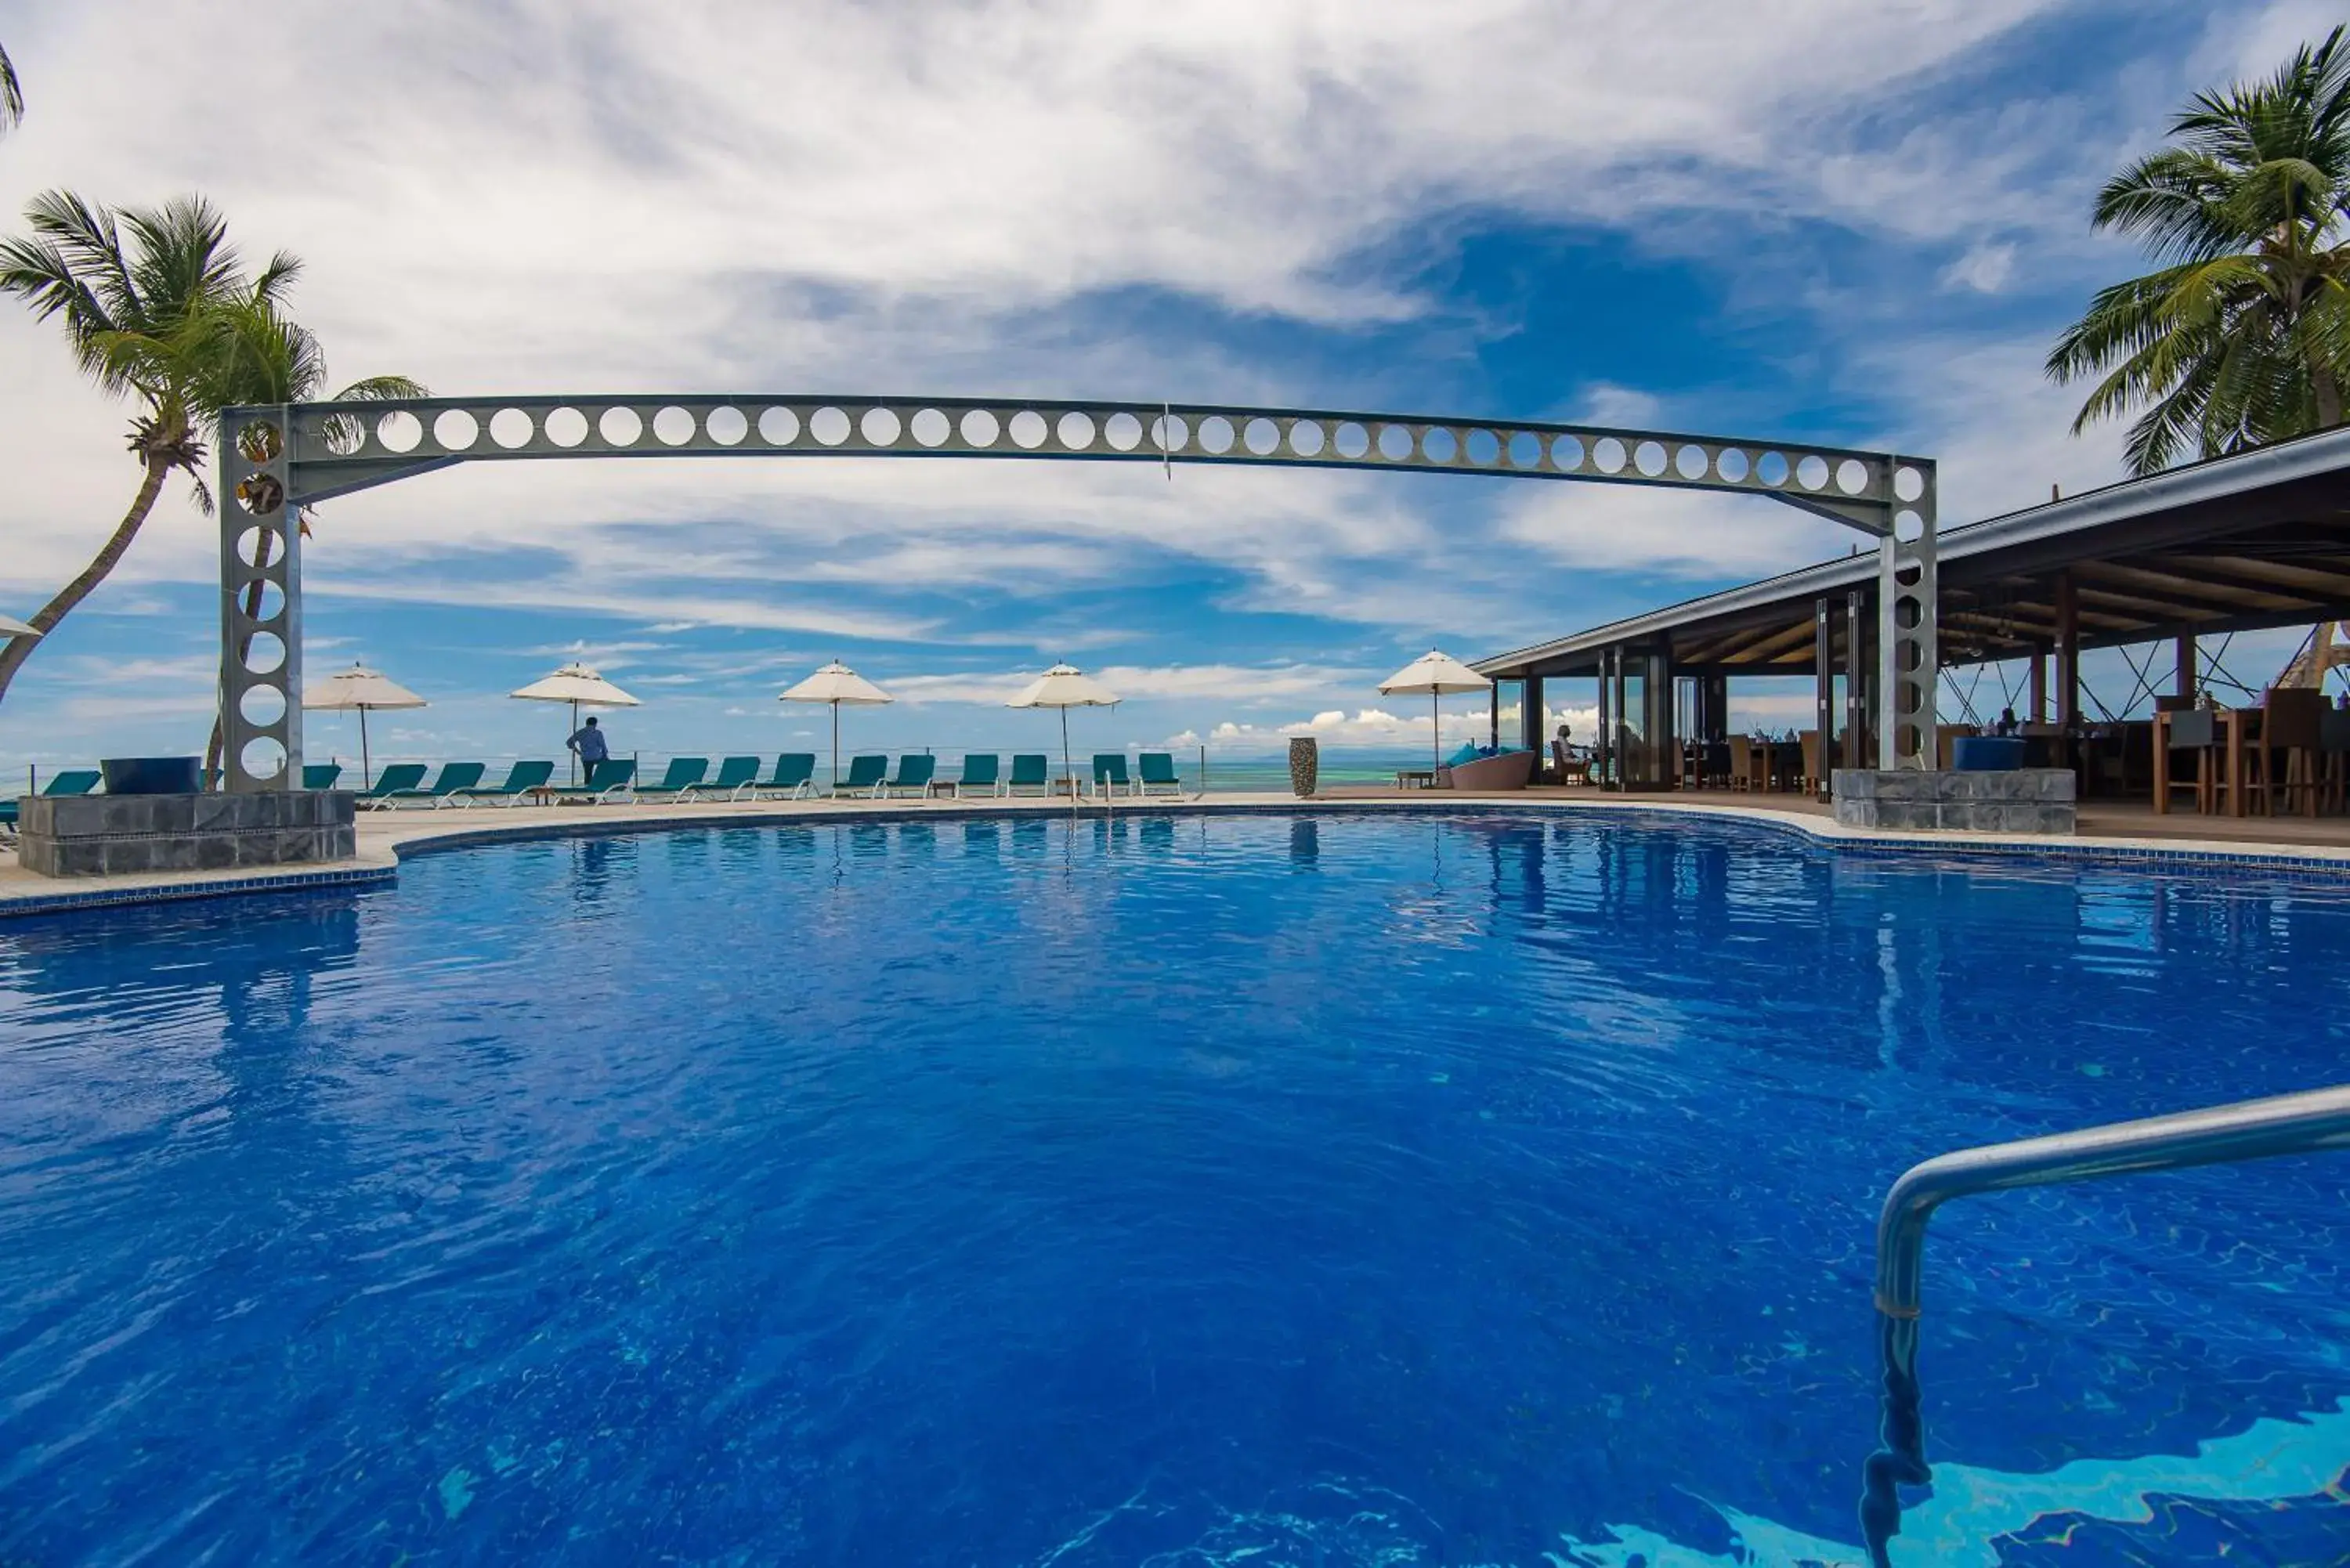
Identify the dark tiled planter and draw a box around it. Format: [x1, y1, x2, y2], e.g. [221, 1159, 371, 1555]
[16, 791, 357, 879]
[1831, 769, 2074, 835]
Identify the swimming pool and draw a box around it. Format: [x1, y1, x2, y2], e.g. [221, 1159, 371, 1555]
[2, 810, 2347, 1565]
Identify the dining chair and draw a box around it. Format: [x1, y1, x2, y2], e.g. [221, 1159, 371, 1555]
[2320, 706, 2350, 815]
[2259, 687, 2326, 818]
[1727, 735, 1755, 793]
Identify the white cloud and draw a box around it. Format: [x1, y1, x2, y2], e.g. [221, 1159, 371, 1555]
[1941, 240, 2017, 294]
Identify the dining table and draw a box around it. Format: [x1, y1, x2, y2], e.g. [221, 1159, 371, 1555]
[2152, 706, 2264, 818]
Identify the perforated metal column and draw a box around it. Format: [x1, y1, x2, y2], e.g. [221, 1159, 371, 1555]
[218, 406, 302, 791]
[1875, 459, 1938, 770]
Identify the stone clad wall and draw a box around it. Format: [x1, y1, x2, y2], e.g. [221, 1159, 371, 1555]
[1831, 769, 2075, 835]
[16, 791, 357, 877]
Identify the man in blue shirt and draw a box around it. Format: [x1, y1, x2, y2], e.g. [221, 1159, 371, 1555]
[567, 715, 610, 782]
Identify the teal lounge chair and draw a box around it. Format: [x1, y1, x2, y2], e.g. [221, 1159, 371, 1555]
[459, 759, 555, 807]
[388, 761, 486, 807]
[634, 757, 710, 804]
[1007, 753, 1051, 797]
[945, 753, 1002, 797]
[834, 754, 888, 796]
[302, 763, 342, 790]
[1137, 751, 1184, 798]
[877, 754, 936, 798]
[1091, 753, 1132, 798]
[356, 762, 428, 808]
[689, 755, 762, 802]
[40, 769, 103, 798]
[560, 757, 636, 801]
[756, 753, 819, 800]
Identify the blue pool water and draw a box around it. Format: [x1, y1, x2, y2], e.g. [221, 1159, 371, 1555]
[3, 811, 2349, 1566]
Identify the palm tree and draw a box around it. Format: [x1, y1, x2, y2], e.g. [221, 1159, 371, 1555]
[0, 41, 23, 135]
[2048, 27, 2350, 473]
[0, 192, 422, 731]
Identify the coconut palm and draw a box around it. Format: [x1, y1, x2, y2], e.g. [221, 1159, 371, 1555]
[0, 192, 422, 725]
[1, 42, 23, 134]
[2048, 27, 2350, 473]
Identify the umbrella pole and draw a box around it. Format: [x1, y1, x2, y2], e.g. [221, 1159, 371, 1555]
[1061, 706, 1073, 809]
[1433, 692, 1441, 776]
[833, 702, 841, 791]
[360, 706, 372, 790]
[570, 699, 580, 785]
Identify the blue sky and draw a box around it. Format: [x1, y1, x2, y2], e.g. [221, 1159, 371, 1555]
[0, 0, 2337, 774]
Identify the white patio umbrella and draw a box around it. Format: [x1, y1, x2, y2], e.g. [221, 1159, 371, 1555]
[781, 660, 894, 787]
[302, 662, 428, 788]
[510, 661, 642, 782]
[0, 612, 40, 638]
[1008, 663, 1120, 798]
[1378, 649, 1492, 775]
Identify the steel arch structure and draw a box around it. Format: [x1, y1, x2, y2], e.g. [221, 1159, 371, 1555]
[216, 394, 1938, 791]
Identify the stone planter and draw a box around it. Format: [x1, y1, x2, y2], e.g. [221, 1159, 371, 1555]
[1289, 736, 1318, 797]
[16, 789, 357, 878]
[1831, 768, 2073, 834]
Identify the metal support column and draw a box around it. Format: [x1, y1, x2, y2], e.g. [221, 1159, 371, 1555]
[2029, 649, 2048, 723]
[1525, 674, 1545, 759]
[2176, 631, 2197, 703]
[1875, 459, 1938, 770]
[1596, 654, 1614, 789]
[1843, 587, 1866, 771]
[217, 406, 302, 792]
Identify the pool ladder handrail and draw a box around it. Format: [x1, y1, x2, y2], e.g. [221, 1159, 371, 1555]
[1859, 1082, 2350, 1568]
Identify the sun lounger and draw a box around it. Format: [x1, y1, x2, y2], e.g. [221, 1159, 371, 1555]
[559, 758, 636, 802]
[633, 757, 710, 804]
[458, 759, 555, 806]
[1091, 753, 1132, 798]
[385, 761, 486, 807]
[1007, 753, 1051, 797]
[1137, 751, 1184, 798]
[355, 762, 428, 808]
[835, 754, 888, 796]
[302, 763, 342, 790]
[944, 753, 1002, 797]
[1, 770, 104, 840]
[877, 754, 936, 798]
[689, 755, 763, 802]
[756, 753, 819, 800]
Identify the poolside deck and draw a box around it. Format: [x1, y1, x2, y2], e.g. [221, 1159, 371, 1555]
[5, 786, 2350, 917]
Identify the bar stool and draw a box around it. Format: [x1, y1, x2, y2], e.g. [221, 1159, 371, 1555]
[2258, 687, 2326, 818]
[2162, 708, 2220, 814]
[2319, 706, 2350, 815]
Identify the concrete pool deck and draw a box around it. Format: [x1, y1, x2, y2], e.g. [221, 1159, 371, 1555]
[5, 787, 2350, 918]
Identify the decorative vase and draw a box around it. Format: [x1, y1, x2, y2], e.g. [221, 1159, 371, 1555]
[1289, 736, 1318, 797]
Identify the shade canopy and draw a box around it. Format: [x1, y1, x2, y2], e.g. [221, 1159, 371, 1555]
[509, 662, 642, 707]
[0, 612, 39, 638]
[1008, 663, 1120, 710]
[1377, 649, 1490, 697]
[781, 660, 893, 706]
[302, 662, 427, 712]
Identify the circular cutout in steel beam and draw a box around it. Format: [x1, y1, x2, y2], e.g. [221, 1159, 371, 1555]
[1634, 440, 1668, 476]
[236, 471, 284, 517]
[545, 407, 590, 447]
[1244, 417, 1281, 455]
[1836, 458, 1868, 495]
[1376, 425, 1412, 461]
[653, 406, 698, 446]
[1422, 428, 1459, 463]
[1593, 437, 1627, 474]
[1795, 454, 1830, 490]
[861, 407, 902, 446]
[1507, 432, 1542, 469]
[1057, 411, 1095, 450]
[962, 409, 1000, 447]
[377, 411, 423, 453]
[1466, 429, 1501, 467]
[243, 630, 286, 674]
[1716, 447, 1750, 482]
[1104, 412, 1143, 451]
[600, 407, 645, 446]
[240, 737, 287, 782]
[1289, 420, 1325, 457]
[1198, 416, 1236, 455]
[1895, 465, 1926, 503]
[759, 406, 801, 445]
[1675, 444, 1708, 480]
[1756, 450, 1790, 486]
[911, 408, 952, 447]
[239, 682, 287, 727]
[1335, 422, 1370, 459]
[490, 407, 536, 449]
[236, 420, 284, 463]
[1150, 414, 1188, 453]
[1552, 435, 1585, 471]
[242, 578, 286, 627]
[1008, 410, 1049, 450]
[705, 406, 748, 446]
[810, 406, 851, 446]
[236, 526, 283, 569]
[434, 409, 479, 450]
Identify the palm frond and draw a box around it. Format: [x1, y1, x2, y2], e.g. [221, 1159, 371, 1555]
[0, 41, 24, 134]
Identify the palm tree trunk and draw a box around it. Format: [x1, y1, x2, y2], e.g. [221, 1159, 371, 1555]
[0, 452, 174, 706]
[2315, 358, 2345, 430]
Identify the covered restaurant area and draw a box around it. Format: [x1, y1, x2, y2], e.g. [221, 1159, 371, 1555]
[1472, 425, 2350, 820]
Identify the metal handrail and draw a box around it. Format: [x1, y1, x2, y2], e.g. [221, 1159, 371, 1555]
[1859, 1083, 2350, 1566]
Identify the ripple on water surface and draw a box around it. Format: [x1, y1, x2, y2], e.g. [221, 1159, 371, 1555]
[2, 811, 2348, 1565]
